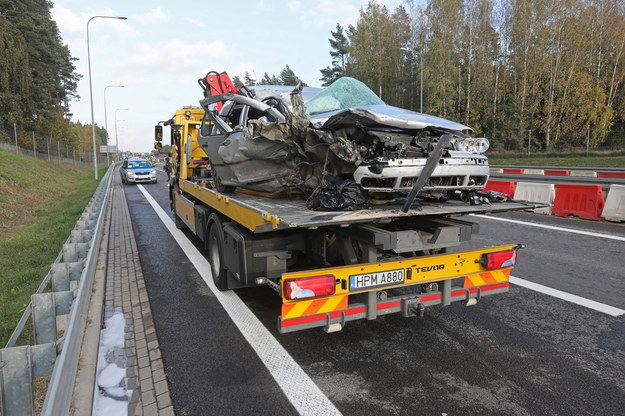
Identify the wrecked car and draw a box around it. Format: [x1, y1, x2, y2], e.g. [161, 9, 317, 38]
[197, 76, 489, 199]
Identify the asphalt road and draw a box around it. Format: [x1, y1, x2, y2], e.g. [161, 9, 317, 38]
[122, 167, 625, 416]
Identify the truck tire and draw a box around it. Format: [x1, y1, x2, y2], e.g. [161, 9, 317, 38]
[207, 222, 228, 291]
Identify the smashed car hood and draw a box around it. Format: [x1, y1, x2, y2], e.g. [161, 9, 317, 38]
[309, 105, 472, 132]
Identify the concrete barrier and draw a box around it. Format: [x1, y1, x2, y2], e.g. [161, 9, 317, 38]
[523, 169, 545, 175]
[513, 182, 555, 214]
[602, 184, 625, 222]
[570, 170, 597, 177]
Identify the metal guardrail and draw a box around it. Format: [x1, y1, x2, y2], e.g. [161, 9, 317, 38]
[490, 173, 625, 188]
[492, 165, 625, 172]
[0, 164, 113, 416]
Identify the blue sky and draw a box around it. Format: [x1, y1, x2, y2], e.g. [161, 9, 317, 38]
[51, 0, 402, 152]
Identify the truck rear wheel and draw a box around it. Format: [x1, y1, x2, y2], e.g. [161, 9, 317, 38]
[208, 222, 228, 291]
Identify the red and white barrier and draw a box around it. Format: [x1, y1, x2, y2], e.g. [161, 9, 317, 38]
[545, 170, 570, 176]
[483, 180, 516, 197]
[552, 185, 605, 220]
[598, 172, 625, 179]
[514, 182, 555, 215]
[602, 185, 625, 222]
[523, 169, 545, 175]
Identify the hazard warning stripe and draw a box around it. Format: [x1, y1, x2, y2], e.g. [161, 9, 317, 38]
[280, 304, 364, 328]
[280, 282, 509, 329]
[463, 269, 510, 288]
[282, 296, 348, 320]
[454, 281, 509, 296]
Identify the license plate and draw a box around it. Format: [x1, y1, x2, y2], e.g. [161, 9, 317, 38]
[349, 269, 404, 291]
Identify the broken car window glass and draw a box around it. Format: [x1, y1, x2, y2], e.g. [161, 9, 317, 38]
[304, 77, 385, 115]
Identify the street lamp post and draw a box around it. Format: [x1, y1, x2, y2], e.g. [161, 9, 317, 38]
[87, 15, 127, 180]
[104, 84, 124, 163]
[115, 108, 129, 158]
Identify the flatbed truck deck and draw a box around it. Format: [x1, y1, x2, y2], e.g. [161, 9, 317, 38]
[178, 178, 538, 232]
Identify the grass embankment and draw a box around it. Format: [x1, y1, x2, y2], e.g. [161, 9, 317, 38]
[0, 150, 106, 346]
[489, 150, 625, 168]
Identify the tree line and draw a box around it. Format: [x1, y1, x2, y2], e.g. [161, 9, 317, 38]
[0, 0, 101, 154]
[232, 65, 307, 88]
[320, 0, 625, 151]
[3, 0, 623, 155]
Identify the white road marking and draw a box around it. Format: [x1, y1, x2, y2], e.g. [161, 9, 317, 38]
[137, 186, 342, 416]
[510, 276, 625, 317]
[471, 214, 625, 242]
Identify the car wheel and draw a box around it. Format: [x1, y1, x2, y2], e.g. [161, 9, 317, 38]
[153, 179, 157, 184]
[213, 168, 235, 193]
[207, 221, 228, 291]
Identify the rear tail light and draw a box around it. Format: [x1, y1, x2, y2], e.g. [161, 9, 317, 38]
[284, 275, 336, 300]
[480, 250, 517, 270]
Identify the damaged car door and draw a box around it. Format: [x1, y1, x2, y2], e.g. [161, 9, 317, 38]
[198, 93, 302, 194]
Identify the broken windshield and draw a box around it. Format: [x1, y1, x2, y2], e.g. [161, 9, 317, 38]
[304, 77, 385, 116]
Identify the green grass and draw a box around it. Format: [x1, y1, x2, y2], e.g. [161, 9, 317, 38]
[489, 150, 625, 168]
[0, 150, 106, 346]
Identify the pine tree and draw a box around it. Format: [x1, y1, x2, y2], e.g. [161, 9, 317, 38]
[279, 65, 307, 86]
[243, 71, 256, 85]
[320, 24, 350, 86]
[0, 0, 79, 144]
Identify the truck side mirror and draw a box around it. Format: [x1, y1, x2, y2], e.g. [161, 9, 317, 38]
[155, 125, 163, 142]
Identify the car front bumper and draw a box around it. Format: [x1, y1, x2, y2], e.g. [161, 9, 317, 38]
[127, 173, 156, 183]
[353, 154, 489, 193]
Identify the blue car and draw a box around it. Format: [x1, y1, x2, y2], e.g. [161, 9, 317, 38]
[120, 158, 157, 185]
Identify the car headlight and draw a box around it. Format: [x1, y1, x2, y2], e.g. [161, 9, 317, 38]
[128, 171, 136, 176]
[454, 137, 489, 154]
[151, 170, 156, 174]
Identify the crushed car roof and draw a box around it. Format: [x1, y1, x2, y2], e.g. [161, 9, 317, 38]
[248, 78, 471, 132]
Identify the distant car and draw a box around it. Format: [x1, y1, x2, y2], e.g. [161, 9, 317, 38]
[197, 76, 489, 199]
[120, 158, 157, 184]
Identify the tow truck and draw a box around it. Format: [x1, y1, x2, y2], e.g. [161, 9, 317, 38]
[154, 72, 539, 333]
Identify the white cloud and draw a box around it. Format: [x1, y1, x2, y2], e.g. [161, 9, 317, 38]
[51, 5, 85, 34]
[116, 74, 152, 85]
[135, 7, 169, 23]
[176, 73, 198, 85]
[287, 0, 302, 13]
[255, 1, 272, 12]
[120, 40, 230, 72]
[285, 0, 360, 27]
[52, 5, 134, 36]
[184, 18, 206, 28]
[312, 0, 360, 26]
